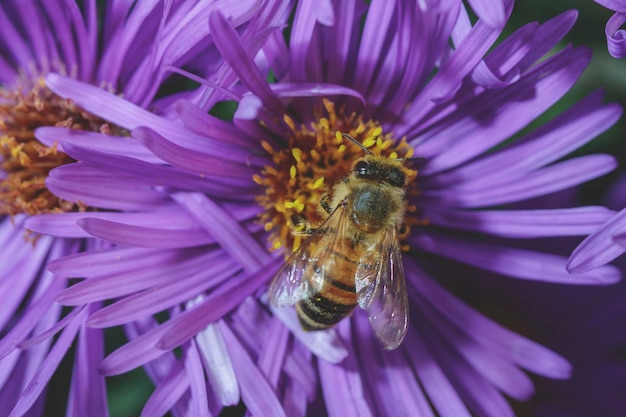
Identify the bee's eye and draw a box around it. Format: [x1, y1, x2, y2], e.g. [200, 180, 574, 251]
[354, 160, 369, 177]
[388, 168, 405, 187]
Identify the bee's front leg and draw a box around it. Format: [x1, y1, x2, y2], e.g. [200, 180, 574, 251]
[320, 193, 333, 214]
[291, 214, 314, 236]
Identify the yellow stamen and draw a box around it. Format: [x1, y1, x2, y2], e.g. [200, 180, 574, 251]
[292, 147, 302, 162]
[362, 136, 376, 148]
[308, 177, 324, 190]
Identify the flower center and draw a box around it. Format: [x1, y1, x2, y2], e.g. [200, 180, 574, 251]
[254, 99, 419, 254]
[0, 78, 123, 215]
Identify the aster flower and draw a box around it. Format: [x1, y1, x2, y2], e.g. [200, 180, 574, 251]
[0, 0, 268, 415]
[22, 1, 623, 416]
[591, 0, 626, 57]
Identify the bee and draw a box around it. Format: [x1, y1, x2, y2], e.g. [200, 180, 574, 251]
[269, 133, 410, 350]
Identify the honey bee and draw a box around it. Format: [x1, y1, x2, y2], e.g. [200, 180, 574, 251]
[269, 133, 410, 350]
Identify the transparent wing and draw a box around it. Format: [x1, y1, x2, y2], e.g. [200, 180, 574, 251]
[355, 227, 409, 350]
[269, 204, 350, 308]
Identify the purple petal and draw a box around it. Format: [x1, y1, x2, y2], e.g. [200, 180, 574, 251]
[257, 318, 290, 388]
[270, 302, 348, 364]
[418, 303, 534, 401]
[0, 235, 67, 358]
[134, 127, 258, 178]
[408, 262, 572, 379]
[467, 0, 507, 28]
[606, 12, 626, 58]
[428, 155, 617, 208]
[568, 206, 626, 273]
[77, 218, 212, 248]
[172, 192, 269, 272]
[174, 100, 258, 148]
[352, 0, 396, 93]
[220, 321, 287, 417]
[85, 258, 237, 328]
[614, 233, 626, 248]
[46, 73, 178, 133]
[0, 4, 35, 75]
[19, 306, 86, 350]
[209, 10, 284, 115]
[425, 332, 516, 417]
[271, 83, 364, 102]
[517, 10, 578, 71]
[288, 0, 321, 82]
[0, 234, 56, 330]
[46, 163, 171, 211]
[426, 206, 615, 238]
[230, 298, 318, 397]
[421, 46, 592, 174]
[183, 340, 209, 417]
[157, 262, 278, 350]
[67, 319, 107, 417]
[318, 323, 374, 417]
[402, 10, 507, 127]
[100, 318, 176, 376]
[26, 208, 182, 239]
[140, 361, 188, 417]
[8, 308, 86, 417]
[35, 127, 163, 164]
[55, 250, 219, 305]
[410, 231, 621, 284]
[195, 322, 240, 406]
[596, 0, 626, 12]
[382, 350, 439, 417]
[47, 246, 190, 277]
[402, 329, 471, 417]
[431, 90, 621, 188]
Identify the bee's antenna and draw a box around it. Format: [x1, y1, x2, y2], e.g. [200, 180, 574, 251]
[340, 132, 373, 155]
[397, 155, 426, 164]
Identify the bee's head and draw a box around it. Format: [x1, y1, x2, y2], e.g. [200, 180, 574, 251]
[352, 157, 406, 188]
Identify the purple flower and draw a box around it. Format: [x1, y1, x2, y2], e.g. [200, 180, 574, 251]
[20, 0, 623, 416]
[591, 0, 626, 57]
[0, 1, 264, 416]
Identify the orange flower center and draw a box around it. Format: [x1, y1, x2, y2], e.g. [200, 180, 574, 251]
[0, 78, 124, 215]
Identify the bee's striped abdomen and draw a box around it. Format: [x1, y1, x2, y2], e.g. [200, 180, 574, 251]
[296, 244, 359, 330]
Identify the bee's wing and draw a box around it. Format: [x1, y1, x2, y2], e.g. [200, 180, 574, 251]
[269, 204, 350, 308]
[355, 226, 409, 350]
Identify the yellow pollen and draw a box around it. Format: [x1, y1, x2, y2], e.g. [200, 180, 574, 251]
[261, 140, 274, 153]
[291, 148, 302, 162]
[254, 98, 420, 254]
[362, 136, 376, 148]
[252, 174, 264, 185]
[283, 114, 296, 131]
[308, 177, 324, 190]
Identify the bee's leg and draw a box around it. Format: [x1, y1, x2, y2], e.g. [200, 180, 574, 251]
[291, 214, 314, 236]
[320, 193, 333, 214]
